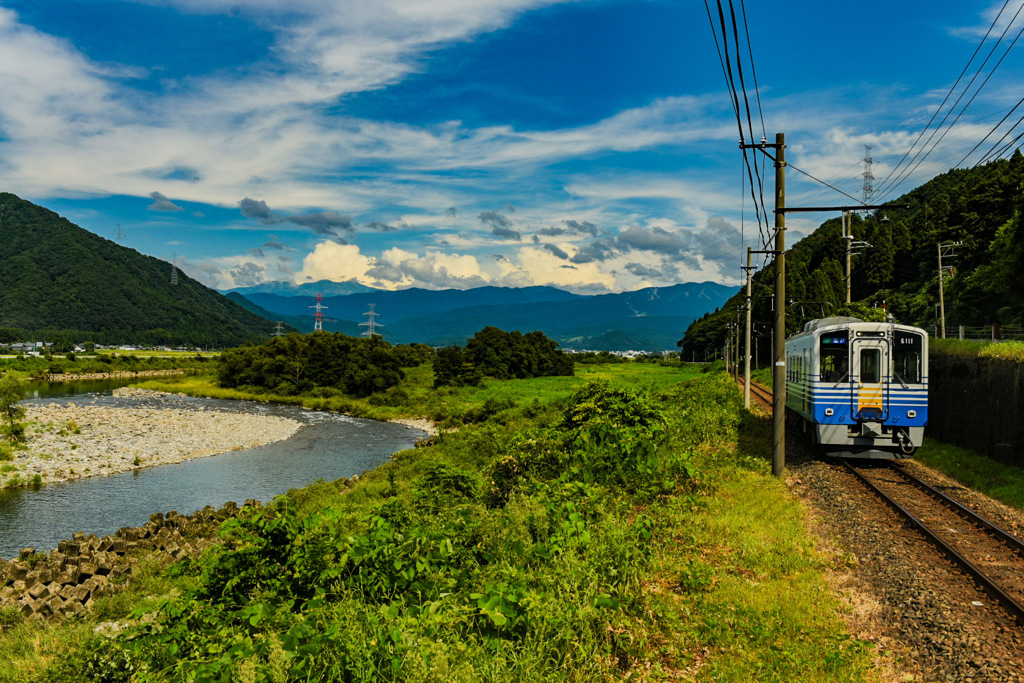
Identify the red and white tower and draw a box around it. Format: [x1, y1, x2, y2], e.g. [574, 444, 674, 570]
[309, 294, 327, 332]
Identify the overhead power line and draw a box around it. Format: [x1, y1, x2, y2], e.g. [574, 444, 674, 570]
[877, 0, 1023, 199]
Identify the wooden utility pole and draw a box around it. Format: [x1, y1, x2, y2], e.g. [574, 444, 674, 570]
[771, 133, 786, 478]
[937, 241, 962, 339]
[740, 133, 787, 478]
[937, 243, 946, 339]
[844, 211, 852, 304]
[743, 247, 753, 409]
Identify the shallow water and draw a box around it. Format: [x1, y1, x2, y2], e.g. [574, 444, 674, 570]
[0, 386, 423, 560]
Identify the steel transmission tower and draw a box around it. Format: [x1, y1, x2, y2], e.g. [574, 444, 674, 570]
[273, 321, 285, 337]
[309, 294, 327, 332]
[170, 252, 178, 285]
[360, 304, 382, 337]
[860, 144, 875, 209]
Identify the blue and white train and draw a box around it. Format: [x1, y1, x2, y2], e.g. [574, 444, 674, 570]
[784, 316, 928, 459]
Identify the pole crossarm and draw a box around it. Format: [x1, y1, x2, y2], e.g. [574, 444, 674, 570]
[777, 203, 908, 214]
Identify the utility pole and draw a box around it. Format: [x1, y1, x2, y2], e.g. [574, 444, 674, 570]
[743, 247, 754, 409]
[772, 133, 787, 479]
[937, 241, 962, 339]
[842, 212, 872, 304]
[741, 133, 786, 478]
[734, 311, 741, 378]
[844, 212, 851, 304]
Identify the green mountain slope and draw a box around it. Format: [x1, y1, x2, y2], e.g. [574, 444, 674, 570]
[680, 152, 1024, 358]
[0, 193, 276, 347]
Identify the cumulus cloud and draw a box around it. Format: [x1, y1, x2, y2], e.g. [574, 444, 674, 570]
[148, 191, 183, 212]
[616, 224, 689, 255]
[543, 243, 569, 260]
[570, 238, 617, 264]
[624, 262, 664, 278]
[367, 248, 490, 289]
[230, 261, 266, 287]
[364, 220, 398, 232]
[479, 210, 521, 241]
[239, 197, 274, 222]
[300, 241, 374, 283]
[239, 197, 353, 238]
[262, 237, 288, 250]
[563, 219, 598, 235]
[288, 210, 354, 236]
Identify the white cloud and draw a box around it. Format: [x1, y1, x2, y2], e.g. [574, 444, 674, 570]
[299, 241, 375, 283]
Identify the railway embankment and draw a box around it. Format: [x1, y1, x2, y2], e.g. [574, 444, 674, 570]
[928, 347, 1024, 467]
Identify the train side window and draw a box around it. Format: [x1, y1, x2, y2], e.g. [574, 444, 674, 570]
[819, 334, 848, 382]
[894, 332, 922, 384]
[861, 348, 880, 383]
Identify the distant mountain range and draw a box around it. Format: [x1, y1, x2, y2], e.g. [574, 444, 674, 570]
[229, 282, 733, 351]
[225, 279, 378, 297]
[0, 193, 284, 347]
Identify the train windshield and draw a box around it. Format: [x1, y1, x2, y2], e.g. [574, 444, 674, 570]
[894, 331, 923, 384]
[860, 349, 881, 383]
[819, 332, 849, 382]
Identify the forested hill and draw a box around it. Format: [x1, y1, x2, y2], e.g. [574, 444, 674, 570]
[681, 151, 1024, 358]
[0, 193, 278, 347]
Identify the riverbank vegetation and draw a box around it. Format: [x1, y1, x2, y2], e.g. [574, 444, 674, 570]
[0, 364, 877, 682]
[0, 352, 212, 380]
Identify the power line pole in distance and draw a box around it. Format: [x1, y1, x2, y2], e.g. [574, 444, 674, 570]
[743, 247, 754, 409]
[937, 241, 961, 339]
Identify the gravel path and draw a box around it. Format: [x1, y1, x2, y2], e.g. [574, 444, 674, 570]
[2, 388, 301, 487]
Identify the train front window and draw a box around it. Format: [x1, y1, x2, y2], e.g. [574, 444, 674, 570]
[819, 333, 848, 382]
[894, 331, 923, 384]
[860, 349, 881, 383]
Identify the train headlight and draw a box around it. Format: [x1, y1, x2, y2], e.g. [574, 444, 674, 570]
[825, 408, 834, 416]
[907, 410, 917, 419]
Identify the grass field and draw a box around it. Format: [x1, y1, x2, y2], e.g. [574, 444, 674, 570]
[0, 363, 878, 682]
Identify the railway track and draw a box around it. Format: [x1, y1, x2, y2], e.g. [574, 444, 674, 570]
[734, 374, 1024, 626]
[844, 460, 1024, 626]
[736, 376, 773, 407]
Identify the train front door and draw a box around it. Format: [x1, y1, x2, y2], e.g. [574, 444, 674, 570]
[850, 332, 889, 421]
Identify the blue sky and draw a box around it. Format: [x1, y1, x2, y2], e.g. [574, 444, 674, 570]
[0, 0, 1020, 292]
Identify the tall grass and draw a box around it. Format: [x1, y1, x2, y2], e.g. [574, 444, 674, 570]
[0, 366, 876, 682]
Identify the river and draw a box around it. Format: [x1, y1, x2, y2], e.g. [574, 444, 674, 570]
[0, 380, 425, 560]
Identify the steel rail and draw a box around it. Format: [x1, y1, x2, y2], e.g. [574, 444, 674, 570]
[887, 463, 1024, 558]
[738, 377, 773, 405]
[843, 461, 1024, 626]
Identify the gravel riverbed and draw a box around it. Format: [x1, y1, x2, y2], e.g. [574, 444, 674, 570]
[3, 388, 302, 487]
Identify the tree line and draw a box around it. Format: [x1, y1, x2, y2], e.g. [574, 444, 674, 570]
[217, 326, 574, 397]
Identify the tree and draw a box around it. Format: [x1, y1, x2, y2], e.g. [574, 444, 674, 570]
[0, 374, 27, 442]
